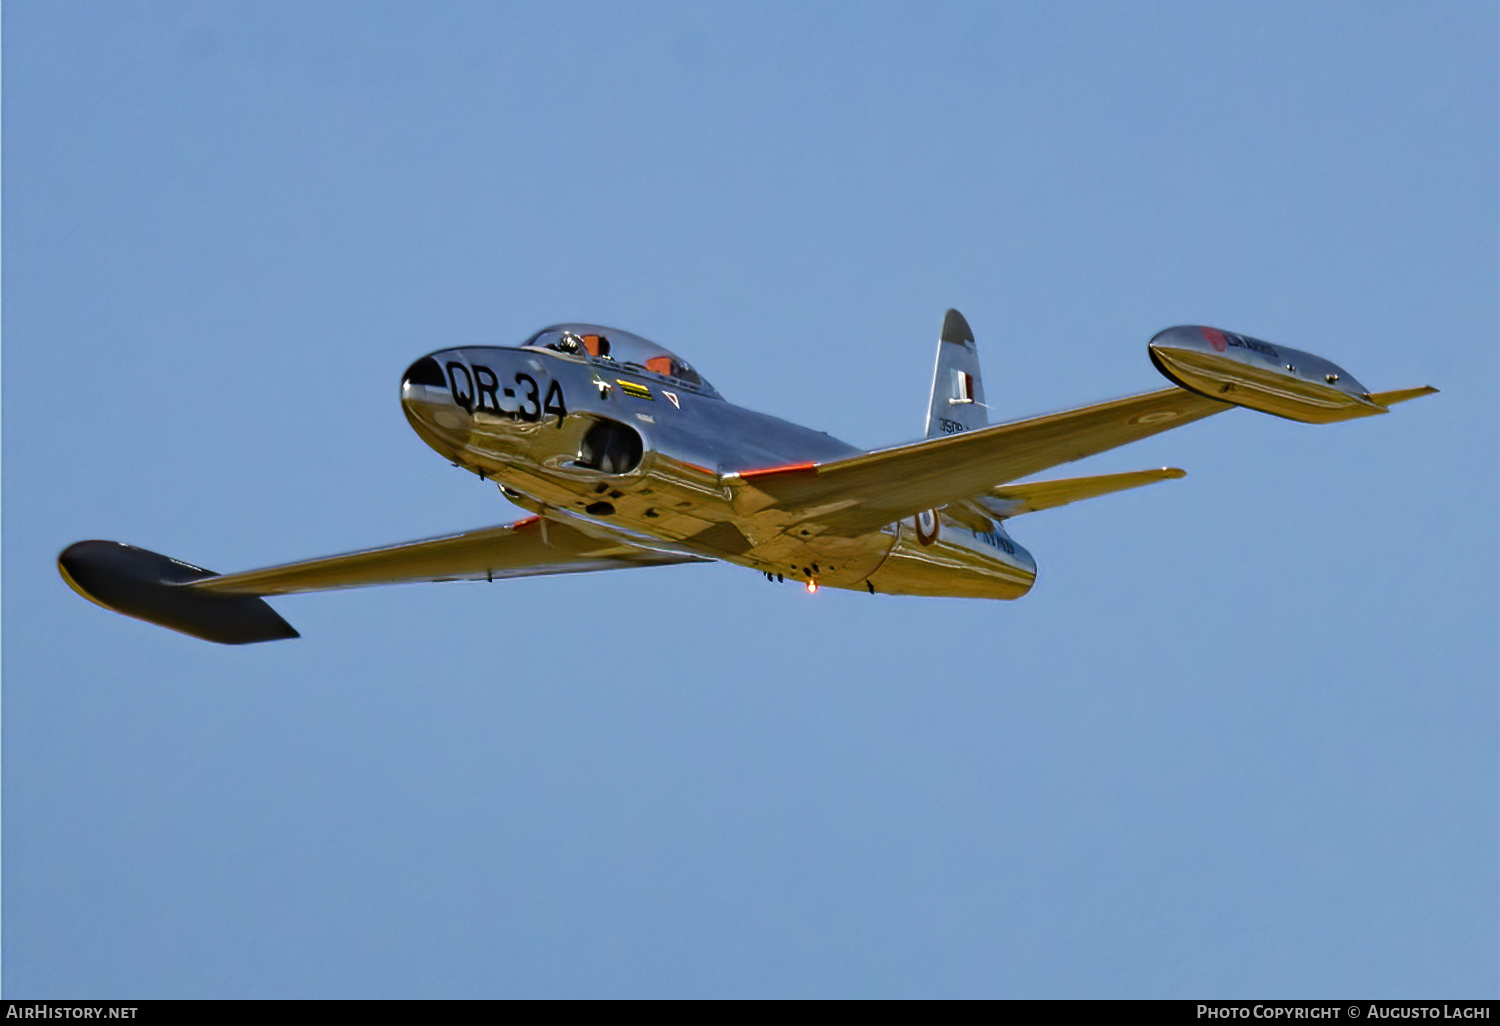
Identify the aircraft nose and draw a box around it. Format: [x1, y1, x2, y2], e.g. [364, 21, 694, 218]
[401, 353, 471, 443]
[403, 356, 446, 390]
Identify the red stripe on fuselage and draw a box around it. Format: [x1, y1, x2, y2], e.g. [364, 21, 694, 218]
[738, 462, 818, 480]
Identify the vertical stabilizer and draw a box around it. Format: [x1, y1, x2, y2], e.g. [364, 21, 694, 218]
[924, 309, 988, 438]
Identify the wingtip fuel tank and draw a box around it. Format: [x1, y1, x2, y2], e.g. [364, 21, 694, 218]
[1149, 326, 1398, 424]
[59, 541, 300, 644]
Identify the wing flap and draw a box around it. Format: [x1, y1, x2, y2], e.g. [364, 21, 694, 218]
[194, 516, 709, 596]
[729, 387, 1229, 536]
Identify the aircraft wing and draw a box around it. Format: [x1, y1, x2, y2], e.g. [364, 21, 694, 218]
[728, 387, 1230, 537]
[59, 517, 709, 644]
[188, 516, 706, 594]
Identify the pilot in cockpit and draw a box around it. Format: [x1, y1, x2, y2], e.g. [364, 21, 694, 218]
[549, 332, 583, 355]
[552, 331, 613, 359]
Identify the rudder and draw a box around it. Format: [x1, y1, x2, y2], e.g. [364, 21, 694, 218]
[924, 309, 988, 438]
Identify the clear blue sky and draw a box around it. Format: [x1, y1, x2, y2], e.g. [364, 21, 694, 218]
[5, 0, 1495, 998]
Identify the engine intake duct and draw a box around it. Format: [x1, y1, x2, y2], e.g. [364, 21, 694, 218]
[575, 418, 644, 474]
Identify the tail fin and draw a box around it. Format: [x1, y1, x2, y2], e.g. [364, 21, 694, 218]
[924, 309, 988, 438]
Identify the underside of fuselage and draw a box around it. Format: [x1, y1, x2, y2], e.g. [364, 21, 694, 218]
[400, 330, 1038, 599]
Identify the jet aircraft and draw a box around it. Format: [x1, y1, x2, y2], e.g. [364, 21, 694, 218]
[59, 311, 1436, 643]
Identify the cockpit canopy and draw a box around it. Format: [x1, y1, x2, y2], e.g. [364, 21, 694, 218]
[522, 324, 721, 398]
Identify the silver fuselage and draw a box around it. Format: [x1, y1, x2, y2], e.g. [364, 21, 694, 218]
[401, 339, 1037, 598]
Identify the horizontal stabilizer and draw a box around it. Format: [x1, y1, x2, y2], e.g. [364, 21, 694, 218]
[1367, 385, 1439, 407]
[982, 467, 1187, 518]
[59, 541, 299, 645]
